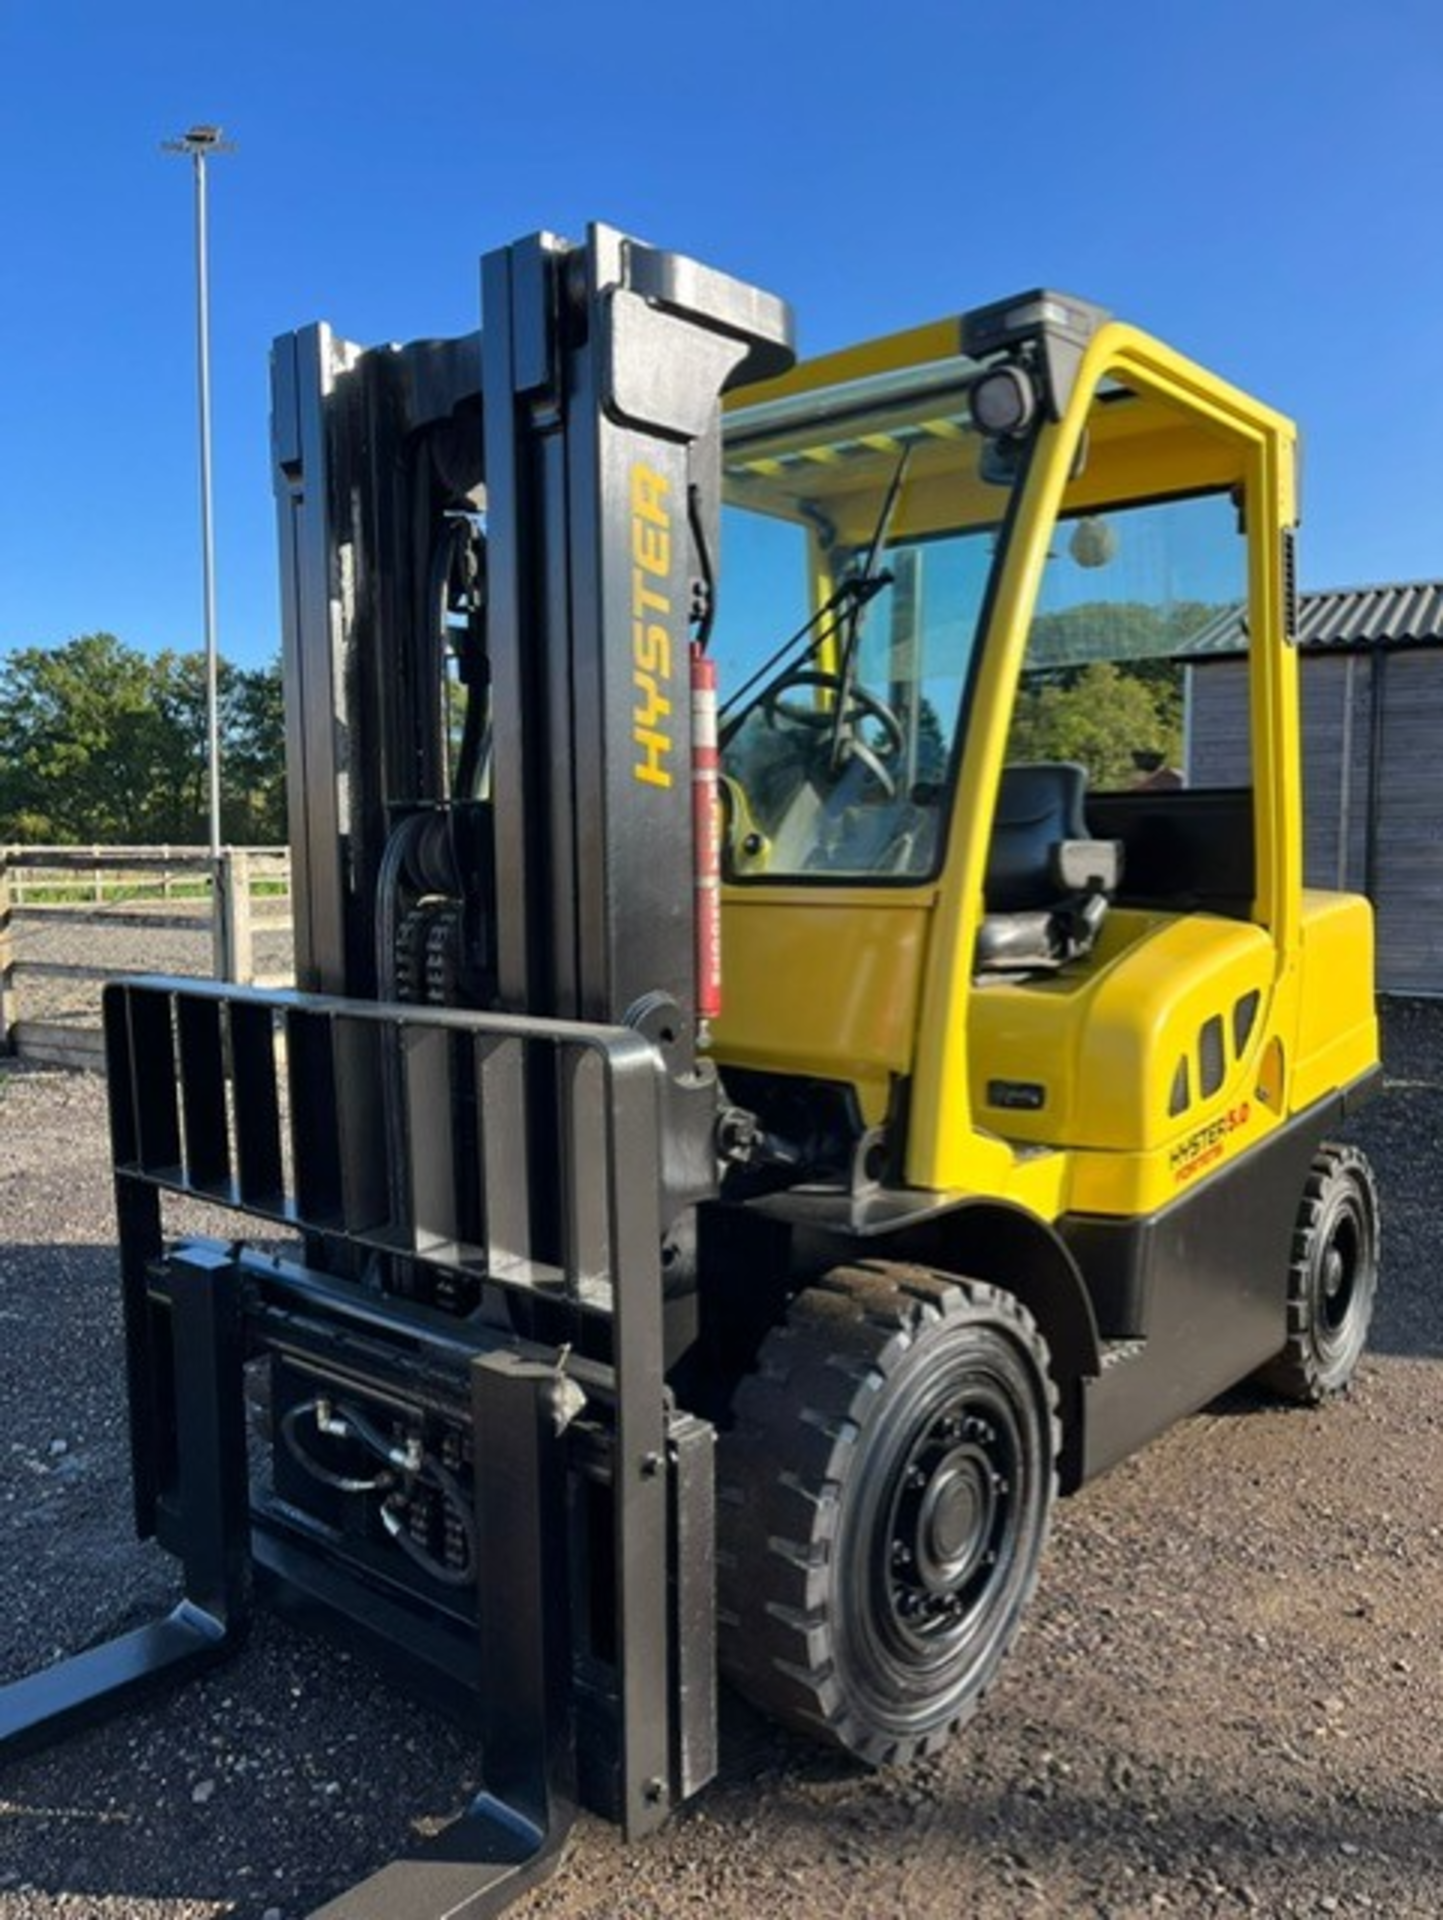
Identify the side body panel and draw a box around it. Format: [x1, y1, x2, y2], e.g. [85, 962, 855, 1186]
[1075, 1095, 1340, 1482]
[1293, 889, 1379, 1110]
[715, 887, 934, 1124]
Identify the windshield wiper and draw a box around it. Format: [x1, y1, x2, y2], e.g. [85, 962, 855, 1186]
[718, 572, 892, 742]
[829, 447, 911, 732]
[718, 447, 911, 747]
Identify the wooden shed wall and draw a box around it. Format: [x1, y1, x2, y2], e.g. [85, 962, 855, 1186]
[1186, 650, 1443, 994]
[1372, 652, 1443, 992]
[1186, 659, 1250, 786]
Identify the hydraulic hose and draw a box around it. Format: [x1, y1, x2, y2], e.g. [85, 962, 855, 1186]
[281, 1396, 479, 1588]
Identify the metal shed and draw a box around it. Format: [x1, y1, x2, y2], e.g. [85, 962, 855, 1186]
[1185, 582, 1443, 996]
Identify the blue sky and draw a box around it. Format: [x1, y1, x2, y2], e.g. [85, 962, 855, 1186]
[2, 1, 1440, 670]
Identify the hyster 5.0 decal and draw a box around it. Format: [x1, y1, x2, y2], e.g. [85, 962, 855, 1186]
[1170, 1103, 1250, 1184]
[631, 463, 674, 789]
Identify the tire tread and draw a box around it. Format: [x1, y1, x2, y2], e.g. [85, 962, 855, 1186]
[1254, 1142, 1380, 1404]
[718, 1260, 1058, 1765]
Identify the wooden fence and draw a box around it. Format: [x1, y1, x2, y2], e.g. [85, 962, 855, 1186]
[0, 845, 292, 1069]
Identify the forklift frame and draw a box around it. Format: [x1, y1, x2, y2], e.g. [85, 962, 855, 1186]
[0, 220, 1383, 1917]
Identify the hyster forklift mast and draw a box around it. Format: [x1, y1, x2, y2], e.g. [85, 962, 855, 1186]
[1, 224, 1383, 1919]
[0, 224, 794, 1917]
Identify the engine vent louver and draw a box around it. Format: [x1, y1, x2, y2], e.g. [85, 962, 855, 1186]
[1233, 989, 1261, 1057]
[1170, 993, 1260, 1127]
[1168, 1057, 1190, 1118]
[1198, 1015, 1226, 1099]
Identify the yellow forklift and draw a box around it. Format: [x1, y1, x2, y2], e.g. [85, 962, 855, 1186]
[0, 232, 1379, 1914]
[709, 288, 1380, 1757]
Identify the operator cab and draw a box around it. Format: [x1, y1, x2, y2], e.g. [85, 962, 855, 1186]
[710, 299, 1278, 1189]
[716, 357, 995, 886]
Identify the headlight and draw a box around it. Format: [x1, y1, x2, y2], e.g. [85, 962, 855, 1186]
[968, 365, 1037, 439]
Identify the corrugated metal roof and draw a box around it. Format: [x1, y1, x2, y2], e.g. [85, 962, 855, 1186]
[1182, 580, 1443, 657]
[1180, 602, 1248, 656]
[1297, 580, 1443, 647]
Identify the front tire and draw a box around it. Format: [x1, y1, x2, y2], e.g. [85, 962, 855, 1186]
[716, 1262, 1058, 1765]
[1256, 1142, 1379, 1403]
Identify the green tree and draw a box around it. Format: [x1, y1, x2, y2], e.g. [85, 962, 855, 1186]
[227, 660, 288, 841]
[0, 634, 165, 840]
[1026, 599, 1224, 670]
[1008, 660, 1183, 790]
[0, 634, 287, 844]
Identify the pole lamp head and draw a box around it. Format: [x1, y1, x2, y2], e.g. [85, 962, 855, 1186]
[161, 125, 236, 158]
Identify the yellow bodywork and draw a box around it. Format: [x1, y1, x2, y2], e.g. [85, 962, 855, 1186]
[714, 885, 934, 1127]
[712, 305, 1379, 1230]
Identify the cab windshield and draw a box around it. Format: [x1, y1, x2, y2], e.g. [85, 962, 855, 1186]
[714, 361, 1029, 882]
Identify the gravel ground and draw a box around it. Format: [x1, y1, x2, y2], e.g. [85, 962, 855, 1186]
[1, 1001, 1441, 1920]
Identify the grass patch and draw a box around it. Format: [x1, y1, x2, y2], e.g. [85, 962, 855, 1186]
[15, 879, 290, 906]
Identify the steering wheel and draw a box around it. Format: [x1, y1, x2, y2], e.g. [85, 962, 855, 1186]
[762, 668, 905, 797]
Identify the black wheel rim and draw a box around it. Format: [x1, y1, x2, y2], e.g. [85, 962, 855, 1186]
[839, 1328, 1049, 1739]
[1313, 1181, 1372, 1361]
[882, 1383, 1023, 1652]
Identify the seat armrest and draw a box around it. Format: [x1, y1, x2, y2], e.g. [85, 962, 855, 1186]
[1052, 837, 1123, 894]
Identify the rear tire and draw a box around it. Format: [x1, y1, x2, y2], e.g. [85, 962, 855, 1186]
[716, 1261, 1058, 1765]
[1256, 1142, 1379, 1403]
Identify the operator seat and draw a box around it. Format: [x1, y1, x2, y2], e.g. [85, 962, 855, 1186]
[975, 762, 1123, 974]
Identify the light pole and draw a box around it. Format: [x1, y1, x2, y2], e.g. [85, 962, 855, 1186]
[161, 124, 234, 865]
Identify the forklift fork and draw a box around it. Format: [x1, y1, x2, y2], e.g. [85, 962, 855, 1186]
[312, 1352, 579, 1920]
[0, 1256, 581, 1919]
[0, 977, 695, 1917]
[0, 1246, 251, 1759]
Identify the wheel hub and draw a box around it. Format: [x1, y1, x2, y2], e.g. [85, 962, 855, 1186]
[1318, 1214, 1360, 1335]
[888, 1407, 1015, 1637]
[917, 1446, 995, 1590]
